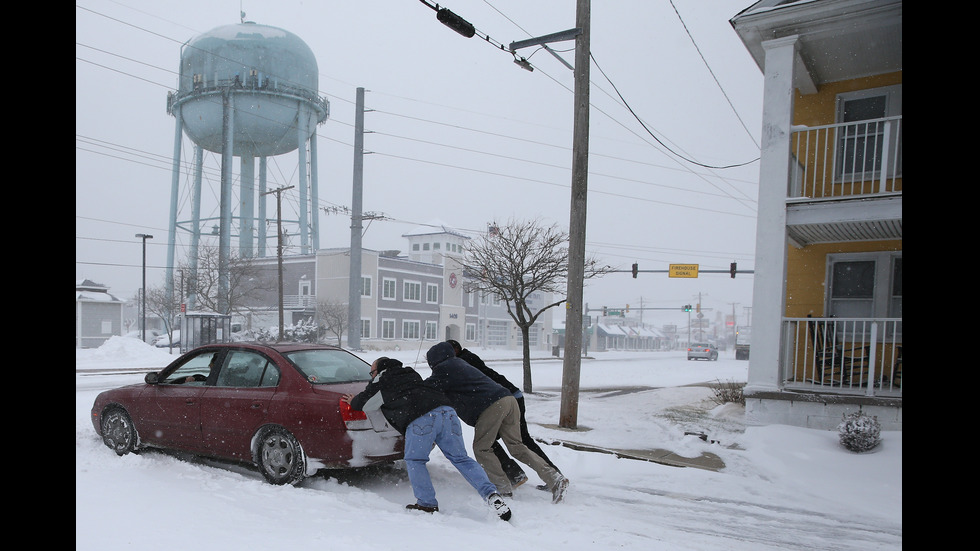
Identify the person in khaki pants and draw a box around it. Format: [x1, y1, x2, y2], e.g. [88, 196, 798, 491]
[424, 342, 569, 503]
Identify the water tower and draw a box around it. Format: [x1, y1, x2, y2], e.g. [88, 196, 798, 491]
[164, 20, 329, 313]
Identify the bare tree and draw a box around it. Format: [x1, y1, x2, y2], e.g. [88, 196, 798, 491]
[179, 244, 272, 317]
[464, 218, 609, 393]
[316, 299, 348, 347]
[143, 284, 181, 352]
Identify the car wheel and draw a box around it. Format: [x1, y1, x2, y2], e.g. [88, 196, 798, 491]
[101, 408, 138, 456]
[256, 426, 307, 485]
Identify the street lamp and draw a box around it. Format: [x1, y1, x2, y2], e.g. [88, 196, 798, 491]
[136, 233, 153, 342]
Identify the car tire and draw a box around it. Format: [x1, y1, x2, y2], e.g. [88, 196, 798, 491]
[256, 426, 307, 485]
[101, 407, 138, 456]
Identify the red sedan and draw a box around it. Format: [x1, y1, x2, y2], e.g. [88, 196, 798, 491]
[91, 342, 404, 485]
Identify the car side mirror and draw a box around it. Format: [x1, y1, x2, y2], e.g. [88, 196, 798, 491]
[144, 372, 159, 384]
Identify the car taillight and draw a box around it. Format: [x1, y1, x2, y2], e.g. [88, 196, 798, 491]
[339, 399, 366, 422]
[687, 348, 692, 351]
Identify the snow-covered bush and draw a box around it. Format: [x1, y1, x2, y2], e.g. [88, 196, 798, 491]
[837, 411, 881, 452]
[253, 319, 320, 343]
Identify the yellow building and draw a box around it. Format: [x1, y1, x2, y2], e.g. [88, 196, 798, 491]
[731, 0, 901, 430]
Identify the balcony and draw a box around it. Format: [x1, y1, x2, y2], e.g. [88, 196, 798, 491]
[785, 116, 902, 246]
[282, 295, 317, 310]
[781, 317, 902, 398]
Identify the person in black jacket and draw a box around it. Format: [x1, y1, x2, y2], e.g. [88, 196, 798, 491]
[425, 342, 569, 503]
[342, 357, 511, 520]
[447, 340, 562, 488]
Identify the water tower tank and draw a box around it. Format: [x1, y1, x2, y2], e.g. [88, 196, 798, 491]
[164, 21, 330, 314]
[169, 21, 329, 156]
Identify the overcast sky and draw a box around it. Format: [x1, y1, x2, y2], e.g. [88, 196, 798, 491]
[76, 0, 764, 329]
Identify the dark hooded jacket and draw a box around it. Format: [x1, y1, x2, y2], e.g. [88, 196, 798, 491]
[457, 348, 520, 394]
[348, 359, 451, 434]
[424, 341, 510, 426]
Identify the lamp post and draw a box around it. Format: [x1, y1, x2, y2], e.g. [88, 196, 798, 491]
[136, 233, 153, 342]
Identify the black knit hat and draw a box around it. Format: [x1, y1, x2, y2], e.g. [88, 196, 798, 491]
[446, 339, 462, 353]
[375, 357, 403, 373]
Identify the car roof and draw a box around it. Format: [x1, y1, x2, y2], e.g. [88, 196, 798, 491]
[187, 342, 349, 354]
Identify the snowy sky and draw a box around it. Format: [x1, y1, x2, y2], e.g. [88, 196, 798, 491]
[75, 1, 763, 329]
[77, 339, 902, 550]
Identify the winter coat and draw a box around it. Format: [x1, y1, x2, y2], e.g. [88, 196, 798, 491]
[348, 365, 451, 434]
[424, 341, 510, 426]
[458, 348, 520, 394]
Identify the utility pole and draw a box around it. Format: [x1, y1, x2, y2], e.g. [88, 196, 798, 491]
[559, 0, 590, 429]
[263, 186, 293, 341]
[136, 233, 153, 342]
[348, 87, 366, 350]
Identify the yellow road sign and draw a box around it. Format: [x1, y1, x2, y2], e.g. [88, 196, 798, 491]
[669, 264, 699, 278]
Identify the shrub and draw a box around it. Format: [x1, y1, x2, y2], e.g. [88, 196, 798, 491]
[710, 379, 745, 406]
[837, 411, 882, 452]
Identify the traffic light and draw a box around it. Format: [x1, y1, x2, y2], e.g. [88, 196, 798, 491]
[436, 8, 476, 38]
[682, 304, 691, 312]
[602, 306, 608, 316]
[730, 261, 737, 278]
[625, 304, 630, 313]
[696, 303, 701, 313]
[631, 262, 638, 278]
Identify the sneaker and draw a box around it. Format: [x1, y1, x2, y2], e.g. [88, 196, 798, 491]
[551, 474, 569, 504]
[405, 503, 438, 513]
[510, 472, 528, 488]
[487, 493, 512, 521]
[535, 484, 549, 491]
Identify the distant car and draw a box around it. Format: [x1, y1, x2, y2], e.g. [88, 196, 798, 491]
[91, 342, 404, 485]
[687, 343, 719, 361]
[151, 331, 179, 348]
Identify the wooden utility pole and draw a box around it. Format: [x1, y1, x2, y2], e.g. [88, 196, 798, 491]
[559, 0, 590, 429]
[262, 185, 293, 341]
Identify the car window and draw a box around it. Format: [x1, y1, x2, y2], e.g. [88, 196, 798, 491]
[285, 349, 371, 383]
[163, 350, 219, 385]
[215, 350, 280, 388]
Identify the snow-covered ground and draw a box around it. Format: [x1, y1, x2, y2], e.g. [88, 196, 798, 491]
[76, 337, 901, 550]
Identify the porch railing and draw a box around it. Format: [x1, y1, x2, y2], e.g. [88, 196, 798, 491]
[283, 295, 317, 310]
[789, 116, 902, 200]
[781, 317, 902, 397]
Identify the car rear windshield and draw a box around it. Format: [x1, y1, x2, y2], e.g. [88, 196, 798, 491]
[285, 349, 372, 384]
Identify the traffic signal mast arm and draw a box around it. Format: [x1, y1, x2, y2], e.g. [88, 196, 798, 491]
[616, 263, 754, 278]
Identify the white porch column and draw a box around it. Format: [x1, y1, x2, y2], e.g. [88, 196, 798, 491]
[745, 35, 800, 393]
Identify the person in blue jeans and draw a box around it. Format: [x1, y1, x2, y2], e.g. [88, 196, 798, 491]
[342, 357, 511, 520]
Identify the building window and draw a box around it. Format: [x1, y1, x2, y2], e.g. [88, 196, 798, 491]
[426, 283, 438, 304]
[361, 276, 372, 297]
[381, 319, 395, 339]
[403, 320, 420, 340]
[835, 85, 902, 181]
[404, 281, 421, 302]
[433, 242, 440, 250]
[413, 243, 420, 251]
[465, 323, 476, 341]
[423, 243, 430, 251]
[827, 252, 902, 334]
[361, 319, 371, 339]
[425, 321, 438, 340]
[382, 278, 397, 300]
